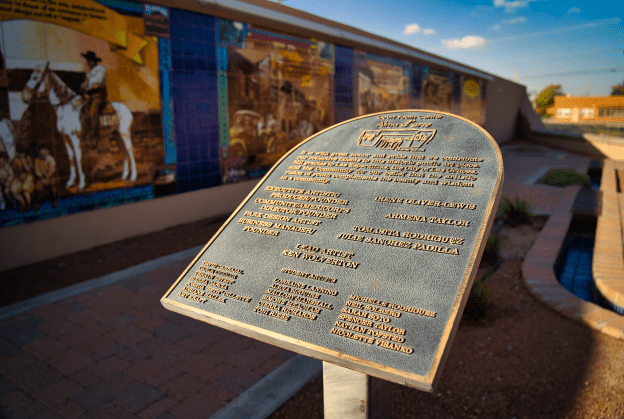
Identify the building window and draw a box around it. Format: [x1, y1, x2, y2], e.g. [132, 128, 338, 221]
[598, 107, 624, 118]
[580, 108, 594, 118]
[556, 108, 571, 117]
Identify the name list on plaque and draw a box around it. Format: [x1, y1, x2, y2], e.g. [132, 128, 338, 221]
[161, 110, 503, 391]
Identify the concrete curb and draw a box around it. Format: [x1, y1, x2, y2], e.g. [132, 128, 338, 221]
[0, 245, 203, 320]
[522, 185, 624, 340]
[208, 354, 322, 419]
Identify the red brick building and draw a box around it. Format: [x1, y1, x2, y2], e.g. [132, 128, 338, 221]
[550, 95, 624, 123]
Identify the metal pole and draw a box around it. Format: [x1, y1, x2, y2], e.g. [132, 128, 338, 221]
[323, 362, 390, 419]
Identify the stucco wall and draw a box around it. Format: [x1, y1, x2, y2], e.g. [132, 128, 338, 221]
[0, 179, 259, 271]
[483, 76, 528, 144]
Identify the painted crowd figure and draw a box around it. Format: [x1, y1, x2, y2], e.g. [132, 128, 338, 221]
[80, 51, 107, 148]
[0, 142, 58, 212]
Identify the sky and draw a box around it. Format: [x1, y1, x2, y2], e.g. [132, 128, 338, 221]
[283, 0, 624, 98]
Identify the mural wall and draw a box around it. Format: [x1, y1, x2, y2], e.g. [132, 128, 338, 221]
[460, 76, 487, 126]
[421, 66, 459, 114]
[0, 0, 164, 226]
[354, 50, 410, 116]
[221, 27, 334, 183]
[0, 1, 487, 228]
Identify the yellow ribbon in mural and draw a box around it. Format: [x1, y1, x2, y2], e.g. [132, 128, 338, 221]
[0, 0, 148, 64]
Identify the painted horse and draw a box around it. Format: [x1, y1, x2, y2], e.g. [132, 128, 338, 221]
[22, 62, 136, 190]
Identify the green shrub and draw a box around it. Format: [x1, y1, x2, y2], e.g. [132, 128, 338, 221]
[482, 235, 499, 264]
[539, 169, 590, 188]
[499, 194, 533, 226]
[464, 278, 492, 321]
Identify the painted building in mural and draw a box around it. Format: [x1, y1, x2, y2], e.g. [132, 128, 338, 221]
[0, 0, 489, 228]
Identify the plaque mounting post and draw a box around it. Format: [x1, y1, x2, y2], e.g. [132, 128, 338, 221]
[323, 362, 390, 419]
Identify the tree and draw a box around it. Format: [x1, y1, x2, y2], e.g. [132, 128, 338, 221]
[611, 80, 624, 96]
[535, 84, 563, 117]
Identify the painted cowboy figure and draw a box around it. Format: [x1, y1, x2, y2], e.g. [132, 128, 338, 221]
[80, 51, 107, 148]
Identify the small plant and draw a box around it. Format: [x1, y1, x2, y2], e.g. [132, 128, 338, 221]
[499, 194, 533, 226]
[540, 169, 590, 188]
[481, 234, 499, 264]
[464, 277, 492, 321]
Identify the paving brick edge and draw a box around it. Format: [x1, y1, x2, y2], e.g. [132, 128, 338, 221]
[0, 245, 204, 320]
[592, 160, 624, 314]
[522, 184, 624, 340]
[208, 354, 322, 419]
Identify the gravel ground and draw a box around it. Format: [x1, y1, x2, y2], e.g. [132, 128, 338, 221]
[269, 223, 624, 419]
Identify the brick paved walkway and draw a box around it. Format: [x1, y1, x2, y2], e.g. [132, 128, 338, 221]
[0, 257, 295, 419]
[0, 141, 597, 418]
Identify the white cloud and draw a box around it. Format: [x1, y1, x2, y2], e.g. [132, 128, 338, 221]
[493, 0, 538, 13]
[404, 23, 421, 34]
[404, 23, 436, 35]
[442, 36, 487, 49]
[491, 16, 526, 30]
[567, 7, 581, 14]
[501, 16, 527, 24]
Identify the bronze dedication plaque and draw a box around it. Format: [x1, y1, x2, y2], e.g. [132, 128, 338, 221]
[161, 110, 503, 391]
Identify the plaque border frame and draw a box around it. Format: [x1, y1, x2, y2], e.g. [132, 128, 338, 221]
[161, 109, 504, 391]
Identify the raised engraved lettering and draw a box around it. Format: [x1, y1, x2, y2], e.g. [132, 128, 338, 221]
[413, 243, 460, 256]
[281, 306, 317, 320]
[337, 233, 365, 242]
[401, 232, 464, 245]
[260, 205, 338, 219]
[281, 249, 301, 258]
[201, 264, 240, 277]
[387, 302, 437, 318]
[319, 248, 355, 259]
[300, 253, 359, 269]
[374, 322, 406, 335]
[385, 213, 426, 222]
[273, 223, 316, 235]
[345, 300, 364, 309]
[238, 217, 273, 228]
[242, 225, 280, 236]
[330, 327, 375, 344]
[349, 295, 388, 307]
[428, 217, 470, 227]
[364, 305, 402, 318]
[338, 313, 373, 327]
[353, 225, 400, 237]
[441, 181, 475, 187]
[334, 320, 368, 334]
[367, 328, 406, 343]
[280, 268, 337, 284]
[363, 236, 412, 249]
[374, 339, 413, 354]
[222, 291, 251, 303]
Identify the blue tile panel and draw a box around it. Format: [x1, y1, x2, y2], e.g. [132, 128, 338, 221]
[334, 45, 354, 123]
[0, 186, 153, 228]
[170, 8, 222, 193]
[556, 237, 594, 302]
[409, 63, 422, 108]
[94, 0, 143, 16]
[216, 46, 230, 153]
[159, 37, 176, 165]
